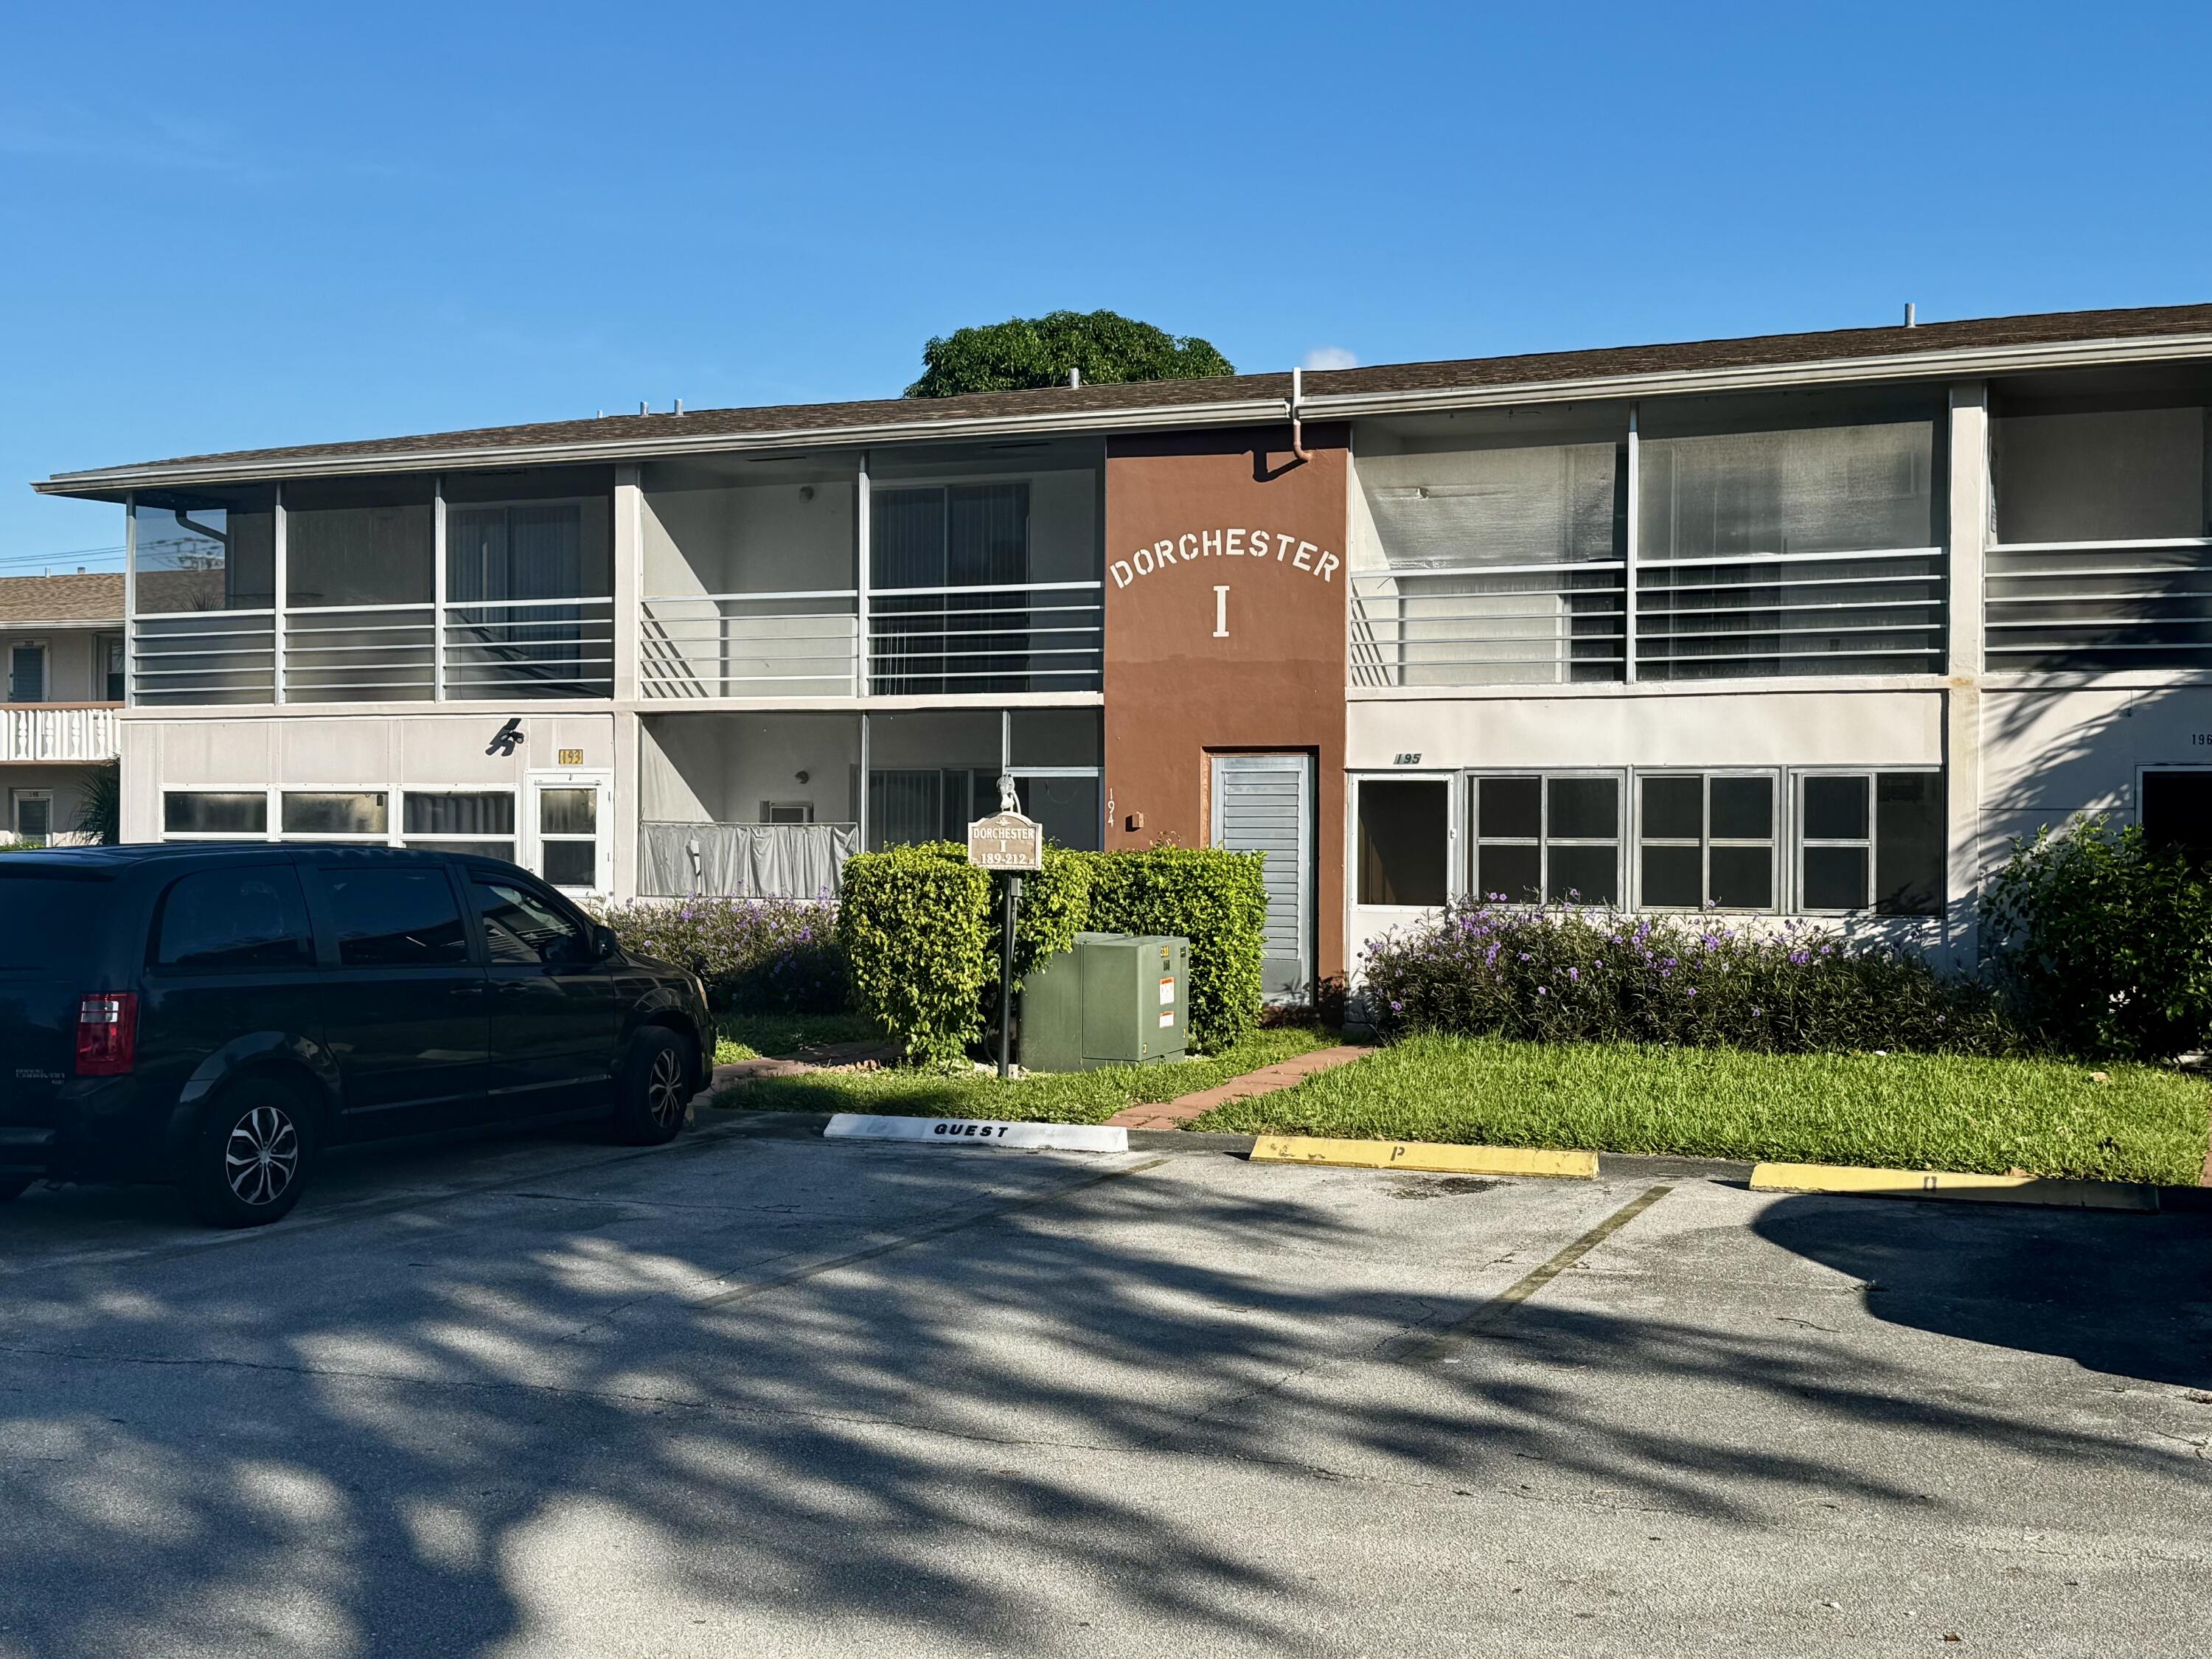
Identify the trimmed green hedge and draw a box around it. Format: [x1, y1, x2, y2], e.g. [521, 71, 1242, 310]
[1084, 849, 1267, 1051]
[836, 843, 1268, 1066]
[836, 845, 993, 1069]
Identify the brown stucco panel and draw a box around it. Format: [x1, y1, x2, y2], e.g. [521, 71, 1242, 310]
[1102, 424, 1350, 988]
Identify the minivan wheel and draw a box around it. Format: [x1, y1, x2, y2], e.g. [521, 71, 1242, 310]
[184, 1080, 313, 1229]
[609, 1027, 692, 1146]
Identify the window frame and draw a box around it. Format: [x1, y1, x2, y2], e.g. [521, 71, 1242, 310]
[1352, 771, 1458, 910]
[1790, 767, 1944, 916]
[161, 787, 279, 842]
[147, 862, 316, 975]
[279, 789, 392, 842]
[1464, 768, 1625, 908]
[400, 786, 520, 864]
[1632, 770, 1780, 913]
[8, 640, 48, 704]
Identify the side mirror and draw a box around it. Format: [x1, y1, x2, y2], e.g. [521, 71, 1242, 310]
[594, 925, 619, 961]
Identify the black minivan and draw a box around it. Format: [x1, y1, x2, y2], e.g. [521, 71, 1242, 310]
[0, 844, 713, 1228]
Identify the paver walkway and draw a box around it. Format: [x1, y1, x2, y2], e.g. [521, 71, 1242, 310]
[1105, 1043, 1372, 1130]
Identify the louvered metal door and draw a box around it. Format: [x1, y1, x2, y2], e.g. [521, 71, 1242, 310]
[1209, 754, 1313, 1001]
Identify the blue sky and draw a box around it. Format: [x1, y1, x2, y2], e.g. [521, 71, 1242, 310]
[4, 0, 2208, 560]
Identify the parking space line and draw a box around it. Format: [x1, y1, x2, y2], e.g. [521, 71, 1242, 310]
[1403, 1183, 1674, 1363]
[689, 1156, 1170, 1309]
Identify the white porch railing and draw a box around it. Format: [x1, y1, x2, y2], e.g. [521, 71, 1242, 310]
[867, 580, 1104, 695]
[1349, 561, 1627, 686]
[640, 589, 861, 698]
[131, 597, 616, 703]
[1985, 538, 2212, 672]
[0, 706, 122, 763]
[1635, 546, 1947, 679]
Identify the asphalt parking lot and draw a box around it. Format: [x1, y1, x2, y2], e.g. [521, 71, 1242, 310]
[1, 1110, 2208, 1658]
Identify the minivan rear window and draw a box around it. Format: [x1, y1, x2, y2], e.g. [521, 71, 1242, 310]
[0, 869, 107, 972]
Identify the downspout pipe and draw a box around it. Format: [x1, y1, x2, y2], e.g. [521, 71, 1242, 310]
[1289, 366, 1311, 464]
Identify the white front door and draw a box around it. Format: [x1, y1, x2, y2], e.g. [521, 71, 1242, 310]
[1209, 754, 1314, 1002]
[526, 771, 612, 897]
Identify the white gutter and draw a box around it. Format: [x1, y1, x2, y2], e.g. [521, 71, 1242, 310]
[35, 329, 2212, 497]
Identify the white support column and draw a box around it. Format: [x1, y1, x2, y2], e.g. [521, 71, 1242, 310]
[857, 710, 871, 852]
[122, 494, 136, 706]
[855, 451, 872, 696]
[1622, 405, 1640, 684]
[431, 475, 448, 702]
[1943, 381, 1991, 967]
[611, 709, 641, 900]
[613, 465, 643, 703]
[272, 481, 288, 705]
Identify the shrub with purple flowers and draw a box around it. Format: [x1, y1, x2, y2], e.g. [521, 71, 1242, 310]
[593, 895, 848, 1014]
[1361, 901, 2020, 1054]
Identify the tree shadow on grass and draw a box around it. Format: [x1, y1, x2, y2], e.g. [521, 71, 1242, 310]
[0, 1142, 2207, 1655]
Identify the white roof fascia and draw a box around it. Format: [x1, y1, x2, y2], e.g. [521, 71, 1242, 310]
[36, 328, 2212, 498]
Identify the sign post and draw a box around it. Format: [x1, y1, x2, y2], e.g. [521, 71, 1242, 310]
[967, 777, 1044, 1079]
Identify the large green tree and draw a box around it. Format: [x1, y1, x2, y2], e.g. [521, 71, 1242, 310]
[904, 310, 1234, 397]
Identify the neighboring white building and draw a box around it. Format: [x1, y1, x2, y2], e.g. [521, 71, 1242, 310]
[0, 572, 124, 844]
[29, 302, 2212, 992]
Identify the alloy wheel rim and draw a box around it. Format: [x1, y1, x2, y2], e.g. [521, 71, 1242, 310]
[647, 1048, 686, 1128]
[223, 1105, 300, 1206]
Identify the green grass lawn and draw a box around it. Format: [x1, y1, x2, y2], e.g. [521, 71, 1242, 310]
[710, 1025, 1338, 1125]
[1189, 1034, 2212, 1186]
[714, 1012, 886, 1065]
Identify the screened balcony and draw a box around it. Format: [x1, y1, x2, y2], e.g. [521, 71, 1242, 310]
[1985, 399, 2212, 673]
[1348, 394, 1947, 687]
[639, 708, 1100, 898]
[638, 442, 1103, 700]
[128, 468, 614, 705]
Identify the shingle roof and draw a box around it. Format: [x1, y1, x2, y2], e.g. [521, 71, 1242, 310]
[0, 571, 124, 625]
[39, 301, 2212, 491]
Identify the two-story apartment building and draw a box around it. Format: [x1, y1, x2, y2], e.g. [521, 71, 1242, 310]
[31, 302, 2212, 997]
[0, 571, 124, 844]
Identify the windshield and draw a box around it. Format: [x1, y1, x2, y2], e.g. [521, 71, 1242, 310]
[0, 869, 109, 973]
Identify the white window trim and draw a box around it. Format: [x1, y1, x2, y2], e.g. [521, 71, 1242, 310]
[11, 787, 55, 845]
[1350, 771, 1458, 911]
[398, 785, 521, 858]
[161, 785, 279, 842]
[8, 640, 48, 704]
[1632, 770, 1781, 913]
[277, 787, 395, 843]
[1789, 767, 1943, 916]
[1465, 768, 1627, 908]
[527, 769, 613, 897]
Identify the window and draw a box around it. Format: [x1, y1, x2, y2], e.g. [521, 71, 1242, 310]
[1638, 774, 1775, 910]
[154, 868, 312, 971]
[1797, 772, 1944, 915]
[8, 644, 44, 703]
[1357, 779, 1450, 906]
[537, 786, 599, 888]
[100, 634, 125, 702]
[473, 878, 589, 966]
[403, 791, 515, 863]
[281, 792, 389, 836]
[1470, 774, 1621, 905]
[12, 790, 53, 846]
[761, 801, 815, 824]
[2143, 771, 2212, 869]
[164, 790, 268, 836]
[319, 867, 469, 967]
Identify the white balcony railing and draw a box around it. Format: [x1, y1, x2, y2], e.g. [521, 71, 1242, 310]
[639, 581, 1105, 698]
[0, 706, 122, 763]
[867, 580, 1104, 695]
[641, 590, 862, 698]
[1350, 561, 1627, 687]
[1635, 546, 1947, 680]
[131, 597, 615, 703]
[1986, 538, 2212, 673]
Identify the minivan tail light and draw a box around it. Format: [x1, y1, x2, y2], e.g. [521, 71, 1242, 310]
[75, 992, 138, 1076]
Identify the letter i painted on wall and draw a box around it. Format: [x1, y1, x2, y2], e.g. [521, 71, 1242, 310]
[1213, 585, 1230, 639]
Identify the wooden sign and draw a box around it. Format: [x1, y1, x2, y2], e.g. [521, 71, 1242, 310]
[967, 811, 1043, 872]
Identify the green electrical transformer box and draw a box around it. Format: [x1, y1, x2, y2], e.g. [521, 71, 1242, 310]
[1020, 933, 1190, 1073]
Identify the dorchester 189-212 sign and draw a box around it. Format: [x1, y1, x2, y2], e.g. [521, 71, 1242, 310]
[1110, 525, 1340, 588]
